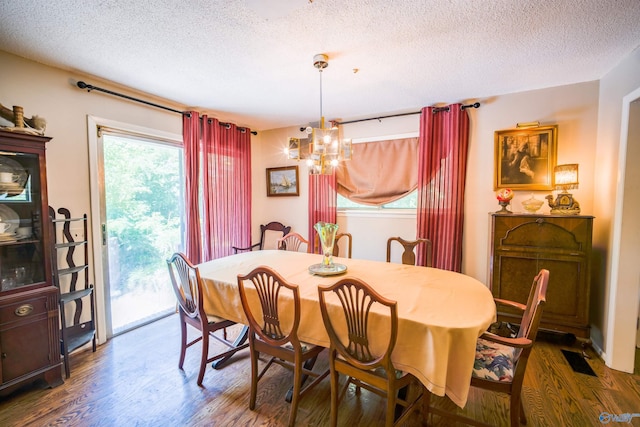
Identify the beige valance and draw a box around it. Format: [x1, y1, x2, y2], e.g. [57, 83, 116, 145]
[336, 137, 418, 206]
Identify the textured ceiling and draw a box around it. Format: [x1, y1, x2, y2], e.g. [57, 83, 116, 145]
[1, 0, 640, 131]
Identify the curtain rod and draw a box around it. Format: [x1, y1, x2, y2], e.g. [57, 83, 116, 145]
[333, 102, 481, 126]
[76, 81, 257, 135]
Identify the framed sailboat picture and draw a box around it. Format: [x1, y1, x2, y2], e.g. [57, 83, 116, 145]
[266, 165, 299, 197]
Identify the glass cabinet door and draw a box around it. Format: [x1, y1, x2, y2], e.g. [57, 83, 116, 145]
[0, 150, 45, 291]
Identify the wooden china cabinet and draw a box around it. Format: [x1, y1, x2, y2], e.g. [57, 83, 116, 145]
[0, 129, 62, 395]
[489, 213, 593, 340]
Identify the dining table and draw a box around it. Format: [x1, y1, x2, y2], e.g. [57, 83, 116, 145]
[197, 250, 496, 408]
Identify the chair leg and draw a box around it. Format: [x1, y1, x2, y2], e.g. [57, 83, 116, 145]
[519, 398, 527, 425]
[197, 330, 210, 386]
[386, 384, 397, 427]
[422, 387, 432, 426]
[249, 346, 259, 410]
[329, 365, 340, 427]
[178, 318, 187, 369]
[287, 358, 303, 427]
[286, 354, 318, 402]
[510, 394, 523, 427]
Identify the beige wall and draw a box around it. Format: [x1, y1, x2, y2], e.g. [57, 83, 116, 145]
[2, 46, 638, 371]
[593, 47, 640, 372]
[0, 53, 183, 216]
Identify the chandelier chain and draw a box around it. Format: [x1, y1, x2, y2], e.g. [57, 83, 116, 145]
[319, 68, 323, 124]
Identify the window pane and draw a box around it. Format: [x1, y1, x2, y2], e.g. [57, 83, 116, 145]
[337, 191, 417, 209]
[103, 134, 183, 334]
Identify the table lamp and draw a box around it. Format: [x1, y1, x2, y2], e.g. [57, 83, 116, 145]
[546, 163, 581, 214]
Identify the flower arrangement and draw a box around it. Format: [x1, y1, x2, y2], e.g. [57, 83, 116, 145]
[496, 188, 514, 202]
[495, 188, 514, 214]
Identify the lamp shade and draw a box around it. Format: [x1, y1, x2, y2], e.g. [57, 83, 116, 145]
[554, 164, 579, 191]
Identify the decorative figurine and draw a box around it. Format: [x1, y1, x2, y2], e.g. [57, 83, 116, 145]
[547, 163, 581, 215]
[546, 194, 581, 215]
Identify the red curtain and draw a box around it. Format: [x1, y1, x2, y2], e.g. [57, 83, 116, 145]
[201, 117, 252, 261]
[183, 111, 202, 264]
[416, 104, 470, 271]
[183, 114, 252, 263]
[308, 173, 337, 253]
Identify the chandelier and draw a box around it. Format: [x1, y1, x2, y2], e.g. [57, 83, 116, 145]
[286, 54, 351, 174]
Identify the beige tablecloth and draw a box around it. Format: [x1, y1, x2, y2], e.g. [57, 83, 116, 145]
[198, 250, 496, 407]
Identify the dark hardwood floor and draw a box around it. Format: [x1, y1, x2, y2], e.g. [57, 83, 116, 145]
[1, 314, 639, 426]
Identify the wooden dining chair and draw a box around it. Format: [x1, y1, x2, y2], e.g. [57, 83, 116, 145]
[318, 277, 423, 427]
[232, 221, 291, 253]
[277, 232, 309, 252]
[313, 232, 353, 258]
[166, 252, 249, 386]
[334, 233, 353, 258]
[424, 269, 549, 426]
[237, 266, 329, 427]
[386, 236, 432, 267]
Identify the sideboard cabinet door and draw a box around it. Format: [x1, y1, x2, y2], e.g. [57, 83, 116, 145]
[489, 213, 593, 338]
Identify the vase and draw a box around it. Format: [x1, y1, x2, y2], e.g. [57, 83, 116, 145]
[314, 221, 339, 269]
[496, 200, 512, 214]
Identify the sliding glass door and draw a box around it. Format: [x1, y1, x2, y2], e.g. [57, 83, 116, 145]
[99, 129, 183, 336]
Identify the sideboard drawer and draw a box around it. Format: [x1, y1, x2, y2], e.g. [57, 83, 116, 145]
[0, 295, 48, 325]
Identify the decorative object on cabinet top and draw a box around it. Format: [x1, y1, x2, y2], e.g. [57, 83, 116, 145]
[495, 188, 514, 214]
[0, 103, 47, 135]
[522, 194, 544, 213]
[546, 163, 581, 215]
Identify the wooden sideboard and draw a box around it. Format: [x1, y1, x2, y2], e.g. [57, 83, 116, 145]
[489, 213, 593, 339]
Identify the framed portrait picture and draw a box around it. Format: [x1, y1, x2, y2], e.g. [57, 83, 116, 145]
[266, 165, 299, 197]
[494, 125, 557, 190]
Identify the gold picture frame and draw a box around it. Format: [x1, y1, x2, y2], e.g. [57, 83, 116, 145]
[266, 165, 299, 197]
[494, 125, 557, 190]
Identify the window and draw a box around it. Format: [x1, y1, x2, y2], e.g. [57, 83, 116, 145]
[337, 191, 417, 210]
[336, 135, 418, 210]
